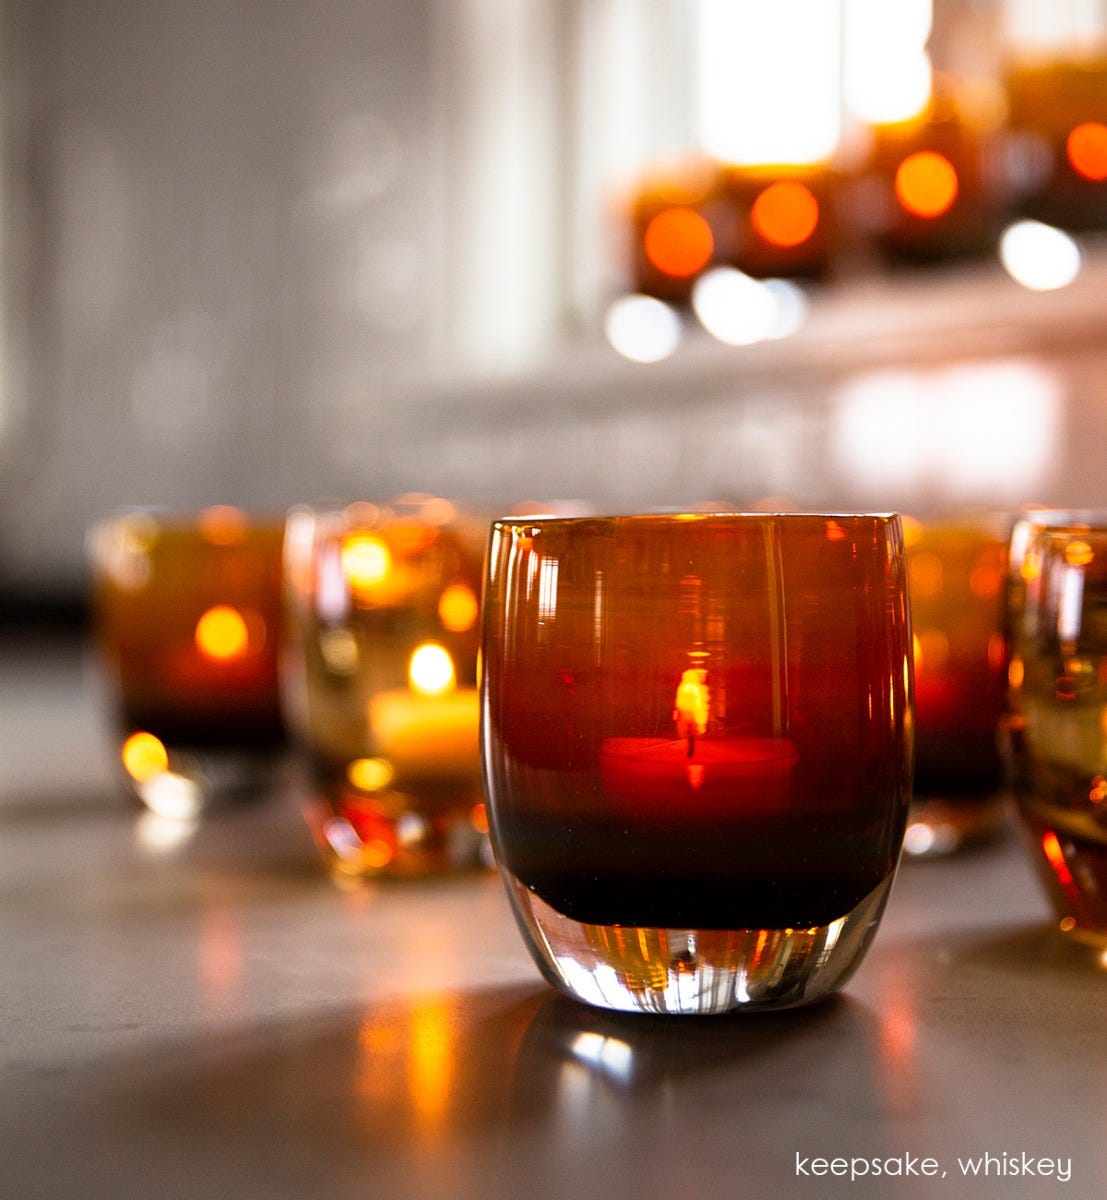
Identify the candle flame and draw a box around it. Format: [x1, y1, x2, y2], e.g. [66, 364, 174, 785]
[342, 534, 392, 591]
[438, 583, 479, 632]
[195, 605, 250, 661]
[409, 642, 456, 696]
[674, 668, 710, 747]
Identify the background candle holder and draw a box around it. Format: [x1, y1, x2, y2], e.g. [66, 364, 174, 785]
[87, 507, 287, 818]
[903, 518, 1010, 856]
[1005, 521, 1107, 946]
[481, 513, 913, 1015]
[283, 498, 487, 883]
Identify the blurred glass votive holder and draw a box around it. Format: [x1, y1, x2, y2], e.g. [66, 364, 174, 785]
[1005, 519, 1107, 946]
[282, 497, 488, 884]
[87, 507, 287, 818]
[903, 517, 1010, 856]
[480, 513, 914, 1015]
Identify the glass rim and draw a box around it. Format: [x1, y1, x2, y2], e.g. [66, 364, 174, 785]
[490, 511, 902, 532]
[1032, 526, 1107, 545]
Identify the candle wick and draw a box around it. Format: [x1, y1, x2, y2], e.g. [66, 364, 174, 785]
[686, 734, 695, 759]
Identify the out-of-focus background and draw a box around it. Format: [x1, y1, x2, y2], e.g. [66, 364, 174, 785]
[2, 0, 1107, 608]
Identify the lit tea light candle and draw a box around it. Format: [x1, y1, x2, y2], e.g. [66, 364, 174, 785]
[367, 642, 480, 780]
[88, 507, 287, 813]
[600, 736, 799, 817]
[722, 166, 834, 281]
[627, 160, 726, 303]
[1004, 54, 1107, 234]
[600, 667, 797, 817]
[904, 518, 1008, 854]
[850, 77, 1001, 266]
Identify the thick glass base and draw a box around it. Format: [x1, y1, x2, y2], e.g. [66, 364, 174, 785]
[502, 872, 896, 1015]
[1018, 799, 1107, 949]
[124, 744, 288, 819]
[903, 793, 1008, 858]
[303, 792, 493, 886]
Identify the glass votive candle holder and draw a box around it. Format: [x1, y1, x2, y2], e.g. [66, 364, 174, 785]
[1006, 521, 1107, 945]
[903, 518, 1009, 856]
[283, 499, 487, 883]
[481, 513, 914, 1015]
[87, 507, 287, 818]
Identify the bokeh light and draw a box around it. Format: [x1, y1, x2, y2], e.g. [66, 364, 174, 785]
[750, 182, 820, 248]
[341, 533, 392, 589]
[894, 151, 959, 219]
[692, 269, 809, 346]
[692, 268, 779, 346]
[438, 583, 479, 632]
[699, 0, 841, 165]
[845, 51, 931, 126]
[831, 359, 1061, 501]
[843, 0, 932, 124]
[999, 220, 1081, 291]
[1066, 121, 1107, 181]
[409, 642, 456, 696]
[138, 771, 205, 821]
[194, 605, 250, 661]
[761, 279, 810, 339]
[122, 731, 169, 782]
[643, 208, 714, 277]
[604, 295, 682, 363]
[347, 757, 395, 791]
[198, 505, 248, 545]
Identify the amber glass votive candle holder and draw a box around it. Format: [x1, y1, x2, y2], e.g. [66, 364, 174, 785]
[1006, 521, 1107, 945]
[283, 500, 487, 883]
[88, 507, 287, 817]
[481, 513, 913, 1015]
[904, 519, 1009, 855]
[1005, 57, 1107, 233]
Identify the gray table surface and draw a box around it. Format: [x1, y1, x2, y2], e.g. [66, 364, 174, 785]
[2, 635, 1105, 1200]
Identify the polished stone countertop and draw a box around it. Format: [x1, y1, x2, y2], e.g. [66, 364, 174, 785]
[2, 635, 1105, 1199]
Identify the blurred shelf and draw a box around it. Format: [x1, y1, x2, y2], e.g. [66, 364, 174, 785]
[412, 244, 1107, 430]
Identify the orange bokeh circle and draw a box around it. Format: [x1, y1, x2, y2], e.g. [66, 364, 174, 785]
[643, 207, 714, 277]
[1067, 121, 1107, 182]
[894, 151, 959, 219]
[750, 181, 820, 248]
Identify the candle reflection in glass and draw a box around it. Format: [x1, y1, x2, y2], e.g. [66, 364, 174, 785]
[87, 507, 287, 817]
[481, 513, 913, 1015]
[283, 498, 487, 883]
[903, 518, 1010, 855]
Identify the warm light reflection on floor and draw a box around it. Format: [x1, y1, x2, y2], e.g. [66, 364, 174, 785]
[874, 969, 919, 1114]
[199, 908, 243, 1004]
[356, 998, 456, 1136]
[408, 998, 455, 1130]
